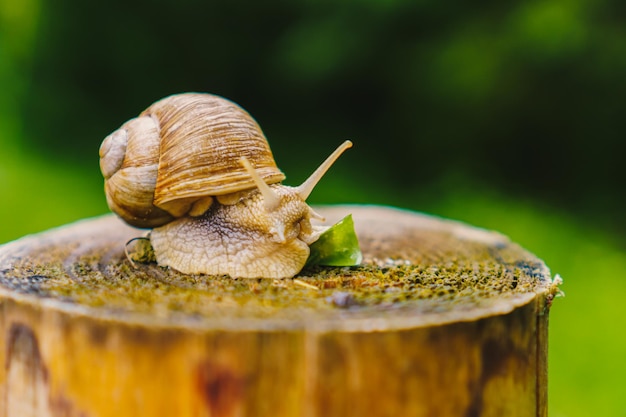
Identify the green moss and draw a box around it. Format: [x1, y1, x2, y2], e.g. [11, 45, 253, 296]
[0, 210, 552, 323]
[0, 251, 542, 321]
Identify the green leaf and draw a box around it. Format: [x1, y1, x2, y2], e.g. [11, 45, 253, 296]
[306, 214, 362, 267]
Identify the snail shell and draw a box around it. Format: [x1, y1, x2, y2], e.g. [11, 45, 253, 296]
[99, 93, 285, 228]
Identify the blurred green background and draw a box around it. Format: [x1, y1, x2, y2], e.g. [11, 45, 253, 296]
[1, 0, 625, 415]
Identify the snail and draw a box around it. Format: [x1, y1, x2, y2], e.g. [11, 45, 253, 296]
[99, 92, 352, 279]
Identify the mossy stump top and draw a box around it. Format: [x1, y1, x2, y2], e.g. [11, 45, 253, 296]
[0, 205, 558, 417]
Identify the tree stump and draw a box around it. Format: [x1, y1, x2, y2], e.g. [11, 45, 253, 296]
[0, 205, 558, 417]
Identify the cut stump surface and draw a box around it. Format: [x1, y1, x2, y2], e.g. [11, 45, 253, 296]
[0, 205, 558, 417]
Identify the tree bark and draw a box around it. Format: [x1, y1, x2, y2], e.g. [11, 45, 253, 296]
[0, 206, 558, 417]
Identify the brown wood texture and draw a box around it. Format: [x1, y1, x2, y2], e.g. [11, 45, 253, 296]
[0, 206, 558, 417]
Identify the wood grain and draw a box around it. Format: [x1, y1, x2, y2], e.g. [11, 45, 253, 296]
[0, 206, 557, 417]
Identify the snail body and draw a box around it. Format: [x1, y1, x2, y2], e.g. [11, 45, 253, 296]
[150, 184, 320, 278]
[99, 93, 352, 278]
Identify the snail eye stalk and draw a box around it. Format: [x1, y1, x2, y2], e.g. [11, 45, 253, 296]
[239, 156, 281, 212]
[295, 140, 352, 201]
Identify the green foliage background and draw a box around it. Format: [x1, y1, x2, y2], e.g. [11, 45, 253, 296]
[2, 0, 626, 415]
